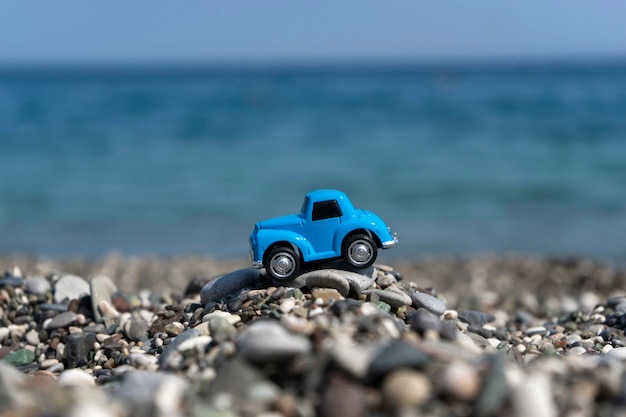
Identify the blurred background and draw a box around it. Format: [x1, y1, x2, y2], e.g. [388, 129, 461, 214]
[0, 1, 625, 263]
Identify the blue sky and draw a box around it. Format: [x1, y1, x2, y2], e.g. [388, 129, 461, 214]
[2, 1, 626, 64]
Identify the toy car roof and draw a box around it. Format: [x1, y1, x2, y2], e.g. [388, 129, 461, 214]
[305, 189, 349, 202]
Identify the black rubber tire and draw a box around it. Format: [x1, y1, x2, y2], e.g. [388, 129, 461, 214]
[264, 246, 300, 281]
[342, 234, 377, 268]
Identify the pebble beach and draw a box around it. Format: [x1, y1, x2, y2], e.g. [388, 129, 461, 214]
[2, 254, 626, 417]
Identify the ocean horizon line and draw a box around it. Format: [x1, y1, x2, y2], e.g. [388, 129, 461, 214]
[1, 55, 626, 75]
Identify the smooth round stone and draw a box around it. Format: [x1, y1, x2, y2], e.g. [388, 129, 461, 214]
[409, 308, 442, 334]
[45, 311, 78, 330]
[457, 310, 496, 326]
[362, 287, 412, 308]
[606, 346, 626, 359]
[382, 369, 432, 408]
[90, 275, 117, 323]
[367, 341, 430, 381]
[300, 270, 350, 296]
[208, 317, 237, 343]
[25, 330, 40, 346]
[323, 259, 376, 278]
[58, 369, 95, 387]
[436, 361, 481, 401]
[511, 374, 557, 417]
[237, 321, 311, 364]
[128, 353, 159, 368]
[0, 327, 9, 343]
[24, 277, 51, 296]
[340, 270, 377, 294]
[412, 292, 446, 316]
[125, 319, 149, 342]
[200, 268, 264, 305]
[54, 275, 90, 303]
[164, 323, 184, 337]
[376, 273, 397, 288]
[40, 358, 59, 369]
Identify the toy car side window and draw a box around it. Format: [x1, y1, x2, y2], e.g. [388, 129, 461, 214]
[312, 200, 342, 221]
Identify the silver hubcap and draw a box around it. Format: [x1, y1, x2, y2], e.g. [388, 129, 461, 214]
[270, 252, 296, 278]
[348, 240, 373, 265]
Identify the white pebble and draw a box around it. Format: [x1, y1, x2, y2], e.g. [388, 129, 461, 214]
[58, 369, 96, 387]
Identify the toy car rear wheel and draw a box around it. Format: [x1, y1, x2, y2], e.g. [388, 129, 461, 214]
[342, 234, 377, 268]
[265, 246, 300, 281]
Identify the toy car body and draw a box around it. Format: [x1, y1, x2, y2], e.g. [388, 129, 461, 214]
[249, 189, 398, 280]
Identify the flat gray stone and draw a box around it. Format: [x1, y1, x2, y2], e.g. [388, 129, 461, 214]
[200, 268, 264, 305]
[341, 270, 376, 294]
[90, 275, 118, 323]
[362, 287, 412, 308]
[457, 310, 496, 326]
[54, 274, 90, 303]
[237, 321, 311, 364]
[299, 270, 350, 296]
[24, 277, 51, 296]
[411, 292, 446, 316]
[46, 311, 79, 329]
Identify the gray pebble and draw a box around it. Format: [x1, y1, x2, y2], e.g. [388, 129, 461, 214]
[46, 311, 79, 330]
[341, 270, 377, 294]
[457, 310, 496, 326]
[208, 316, 236, 344]
[237, 321, 311, 364]
[412, 292, 446, 316]
[0, 276, 24, 287]
[24, 277, 51, 296]
[367, 341, 430, 381]
[90, 274, 117, 323]
[39, 303, 68, 312]
[200, 268, 264, 305]
[362, 287, 412, 308]
[64, 332, 96, 369]
[409, 308, 442, 334]
[301, 270, 350, 296]
[125, 318, 150, 342]
[54, 274, 90, 303]
[606, 347, 626, 359]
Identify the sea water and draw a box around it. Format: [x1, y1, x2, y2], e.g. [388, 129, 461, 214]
[1, 64, 625, 262]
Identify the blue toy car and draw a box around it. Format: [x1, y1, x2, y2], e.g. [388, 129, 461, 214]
[249, 189, 398, 280]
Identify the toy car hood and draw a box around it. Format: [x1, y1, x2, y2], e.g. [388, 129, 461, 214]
[255, 214, 303, 230]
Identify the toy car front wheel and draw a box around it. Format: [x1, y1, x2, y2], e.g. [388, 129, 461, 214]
[342, 234, 377, 268]
[265, 246, 300, 281]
